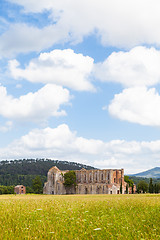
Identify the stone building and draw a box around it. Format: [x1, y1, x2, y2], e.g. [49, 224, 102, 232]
[14, 185, 26, 194]
[43, 166, 125, 195]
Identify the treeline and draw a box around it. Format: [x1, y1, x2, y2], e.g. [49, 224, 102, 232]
[0, 174, 46, 188]
[129, 176, 160, 185]
[129, 176, 160, 193]
[137, 180, 160, 193]
[0, 176, 44, 194]
[0, 186, 14, 194]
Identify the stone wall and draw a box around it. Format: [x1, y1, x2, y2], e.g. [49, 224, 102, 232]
[43, 166, 125, 195]
[14, 185, 26, 194]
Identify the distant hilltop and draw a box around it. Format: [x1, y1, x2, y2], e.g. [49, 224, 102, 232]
[131, 167, 160, 178]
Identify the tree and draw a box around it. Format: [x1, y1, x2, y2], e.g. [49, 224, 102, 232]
[120, 182, 122, 194]
[32, 176, 42, 194]
[157, 183, 160, 193]
[124, 175, 134, 187]
[126, 184, 128, 194]
[0, 186, 14, 194]
[149, 178, 154, 193]
[64, 171, 76, 187]
[154, 183, 160, 193]
[26, 186, 34, 194]
[132, 185, 134, 194]
[137, 180, 148, 193]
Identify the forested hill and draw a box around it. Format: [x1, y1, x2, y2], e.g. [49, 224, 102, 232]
[0, 159, 95, 176]
[0, 159, 96, 188]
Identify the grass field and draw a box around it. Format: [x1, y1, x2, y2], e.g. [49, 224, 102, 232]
[0, 194, 159, 240]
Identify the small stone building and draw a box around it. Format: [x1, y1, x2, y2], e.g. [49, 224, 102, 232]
[14, 185, 26, 194]
[43, 166, 125, 195]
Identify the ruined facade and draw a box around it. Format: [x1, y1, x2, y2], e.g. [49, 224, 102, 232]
[43, 166, 125, 195]
[14, 185, 26, 194]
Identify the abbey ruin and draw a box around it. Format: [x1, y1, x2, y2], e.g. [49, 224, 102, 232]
[43, 166, 125, 194]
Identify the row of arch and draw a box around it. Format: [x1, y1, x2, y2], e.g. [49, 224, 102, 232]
[76, 171, 111, 184]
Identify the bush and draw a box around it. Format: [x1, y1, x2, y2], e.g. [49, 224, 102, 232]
[137, 181, 148, 193]
[0, 185, 14, 194]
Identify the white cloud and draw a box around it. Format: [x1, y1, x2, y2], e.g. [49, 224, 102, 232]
[94, 46, 160, 87]
[2, 1, 160, 56]
[95, 46, 160, 127]
[0, 84, 70, 122]
[0, 23, 69, 57]
[9, 49, 95, 91]
[0, 123, 159, 174]
[10, 46, 160, 92]
[108, 87, 160, 126]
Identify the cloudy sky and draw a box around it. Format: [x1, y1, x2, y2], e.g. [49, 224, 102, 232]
[1, 0, 160, 174]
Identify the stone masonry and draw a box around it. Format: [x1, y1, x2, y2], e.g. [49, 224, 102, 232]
[43, 166, 125, 195]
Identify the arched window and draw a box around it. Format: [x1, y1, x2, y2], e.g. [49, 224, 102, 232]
[78, 173, 81, 182]
[89, 173, 92, 182]
[101, 174, 103, 181]
[95, 173, 97, 181]
[108, 173, 110, 180]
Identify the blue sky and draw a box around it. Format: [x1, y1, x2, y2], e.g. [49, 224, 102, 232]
[1, 0, 160, 174]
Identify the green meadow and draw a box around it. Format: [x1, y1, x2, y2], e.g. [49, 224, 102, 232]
[0, 194, 159, 240]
